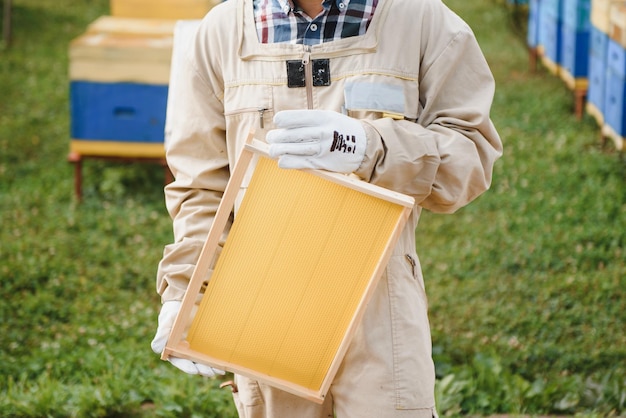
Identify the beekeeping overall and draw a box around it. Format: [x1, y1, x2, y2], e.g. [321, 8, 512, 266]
[151, 0, 503, 416]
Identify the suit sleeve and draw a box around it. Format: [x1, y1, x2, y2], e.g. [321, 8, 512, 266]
[156, 17, 231, 302]
[355, 4, 502, 214]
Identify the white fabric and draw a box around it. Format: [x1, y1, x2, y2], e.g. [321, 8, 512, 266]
[151, 301, 226, 377]
[267, 109, 367, 173]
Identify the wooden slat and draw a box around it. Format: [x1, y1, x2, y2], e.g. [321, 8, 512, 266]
[70, 140, 165, 158]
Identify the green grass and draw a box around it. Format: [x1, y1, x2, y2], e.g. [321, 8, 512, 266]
[1, 0, 625, 416]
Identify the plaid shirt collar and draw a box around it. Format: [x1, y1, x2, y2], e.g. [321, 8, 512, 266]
[253, 0, 378, 45]
[278, 0, 351, 14]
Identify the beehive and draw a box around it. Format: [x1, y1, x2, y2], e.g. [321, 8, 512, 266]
[603, 38, 626, 136]
[68, 17, 177, 157]
[560, 0, 591, 81]
[602, 2, 626, 137]
[586, 26, 609, 122]
[538, 0, 564, 72]
[527, 0, 541, 48]
[110, 0, 221, 19]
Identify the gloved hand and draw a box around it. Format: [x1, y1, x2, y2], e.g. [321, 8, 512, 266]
[151, 300, 225, 377]
[266, 109, 367, 173]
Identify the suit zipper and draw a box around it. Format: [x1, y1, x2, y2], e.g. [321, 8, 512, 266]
[223, 107, 268, 129]
[303, 45, 313, 109]
[257, 107, 268, 128]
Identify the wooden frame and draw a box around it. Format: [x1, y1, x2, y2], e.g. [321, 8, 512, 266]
[162, 135, 414, 403]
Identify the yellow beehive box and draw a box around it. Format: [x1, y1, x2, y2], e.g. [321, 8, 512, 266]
[86, 15, 178, 38]
[609, 2, 626, 47]
[110, 0, 220, 20]
[69, 30, 173, 84]
[71, 15, 179, 84]
[591, 0, 624, 33]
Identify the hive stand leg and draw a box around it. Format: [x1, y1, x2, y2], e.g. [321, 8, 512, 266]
[67, 152, 83, 201]
[574, 89, 586, 120]
[2, 0, 12, 47]
[528, 46, 538, 73]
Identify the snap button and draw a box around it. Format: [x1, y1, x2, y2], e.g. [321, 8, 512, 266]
[310, 23, 318, 31]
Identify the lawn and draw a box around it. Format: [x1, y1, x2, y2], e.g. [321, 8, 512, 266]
[1, 0, 625, 416]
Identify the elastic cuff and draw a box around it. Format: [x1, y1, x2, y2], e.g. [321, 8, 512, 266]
[355, 121, 383, 179]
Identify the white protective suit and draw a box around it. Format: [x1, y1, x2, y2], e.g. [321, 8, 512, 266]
[156, 0, 503, 416]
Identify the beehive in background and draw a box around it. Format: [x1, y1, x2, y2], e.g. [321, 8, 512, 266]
[527, 0, 625, 145]
[528, 0, 542, 50]
[586, 22, 609, 123]
[585, 0, 622, 125]
[68, 16, 177, 158]
[538, 0, 564, 73]
[560, 0, 591, 82]
[602, 2, 626, 145]
[110, 0, 220, 19]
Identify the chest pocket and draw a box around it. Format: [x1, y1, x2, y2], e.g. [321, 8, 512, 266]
[342, 76, 420, 122]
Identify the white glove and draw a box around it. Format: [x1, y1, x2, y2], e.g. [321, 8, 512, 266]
[151, 300, 225, 377]
[266, 109, 367, 173]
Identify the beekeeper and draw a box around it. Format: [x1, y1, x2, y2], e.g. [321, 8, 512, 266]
[151, 0, 503, 416]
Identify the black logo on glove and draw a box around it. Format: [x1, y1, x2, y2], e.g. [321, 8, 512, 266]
[330, 131, 357, 154]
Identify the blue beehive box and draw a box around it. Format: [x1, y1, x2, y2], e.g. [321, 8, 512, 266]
[586, 24, 609, 122]
[528, 0, 541, 48]
[560, 25, 589, 77]
[603, 70, 626, 135]
[603, 38, 626, 135]
[587, 25, 609, 108]
[560, 0, 590, 78]
[589, 23, 608, 57]
[538, 0, 563, 71]
[607, 37, 626, 79]
[562, 0, 590, 31]
[542, 12, 563, 65]
[588, 53, 606, 112]
[543, 0, 563, 18]
[70, 81, 169, 143]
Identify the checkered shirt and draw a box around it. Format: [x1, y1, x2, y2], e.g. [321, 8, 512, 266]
[253, 0, 378, 45]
